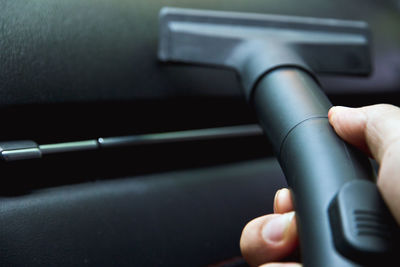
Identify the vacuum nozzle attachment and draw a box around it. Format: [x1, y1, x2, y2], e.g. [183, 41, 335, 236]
[158, 7, 371, 99]
[157, 8, 400, 267]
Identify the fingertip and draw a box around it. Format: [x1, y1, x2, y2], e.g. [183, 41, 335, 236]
[262, 212, 295, 244]
[327, 106, 337, 122]
[240, 213, 298, 266]
[240, 215, 279, 266]
[328, 105, 346, 119]
[273, 189, 282, 213]
[328, 106, 370, 154]
[328, 106, 354, 125]
[274, 188, 294, 214]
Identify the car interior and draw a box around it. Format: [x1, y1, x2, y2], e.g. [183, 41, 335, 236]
[0, 0, 399, 266]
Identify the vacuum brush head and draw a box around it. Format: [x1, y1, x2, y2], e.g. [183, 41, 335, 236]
[158, 7, 371, 99]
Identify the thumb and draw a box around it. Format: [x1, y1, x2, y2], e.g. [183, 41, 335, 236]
[328, 104, 400, 164]
[328, 104, 400, 223]
[240, 212, 298, 267]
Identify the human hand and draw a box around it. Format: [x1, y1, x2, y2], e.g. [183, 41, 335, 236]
[240, 104, 400, 267]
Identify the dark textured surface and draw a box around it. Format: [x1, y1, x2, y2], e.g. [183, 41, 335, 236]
[0, 0, 398, 105]
[0, 134, 272, 191]
[0, 158, 285, 266]
[0, 0, 399, 141]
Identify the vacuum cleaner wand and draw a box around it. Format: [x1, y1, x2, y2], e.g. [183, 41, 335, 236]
[158, 7, 399, 267]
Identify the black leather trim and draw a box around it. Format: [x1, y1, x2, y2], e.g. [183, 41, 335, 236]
[0, 158, 286, 266]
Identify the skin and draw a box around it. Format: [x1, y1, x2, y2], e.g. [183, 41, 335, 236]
[240, 104, 400, 267]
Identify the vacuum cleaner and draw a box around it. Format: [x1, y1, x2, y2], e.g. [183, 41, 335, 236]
[158, 7, 400, 267]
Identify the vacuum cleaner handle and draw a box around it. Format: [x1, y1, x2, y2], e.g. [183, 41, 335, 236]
[252, 67, 399, 266]
[157, 7, 400, 265]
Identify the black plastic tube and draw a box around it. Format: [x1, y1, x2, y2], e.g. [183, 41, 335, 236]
[252, 68, 376, 266]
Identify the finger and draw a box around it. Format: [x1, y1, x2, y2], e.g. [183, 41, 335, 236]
[328, 104, 400, 224]
[328, 106, 371, 156]
[259, 263, 302, 267]
[240, 212, 298, 267]
[274, 188, 294, 214]
[328, 104, 400, 163]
